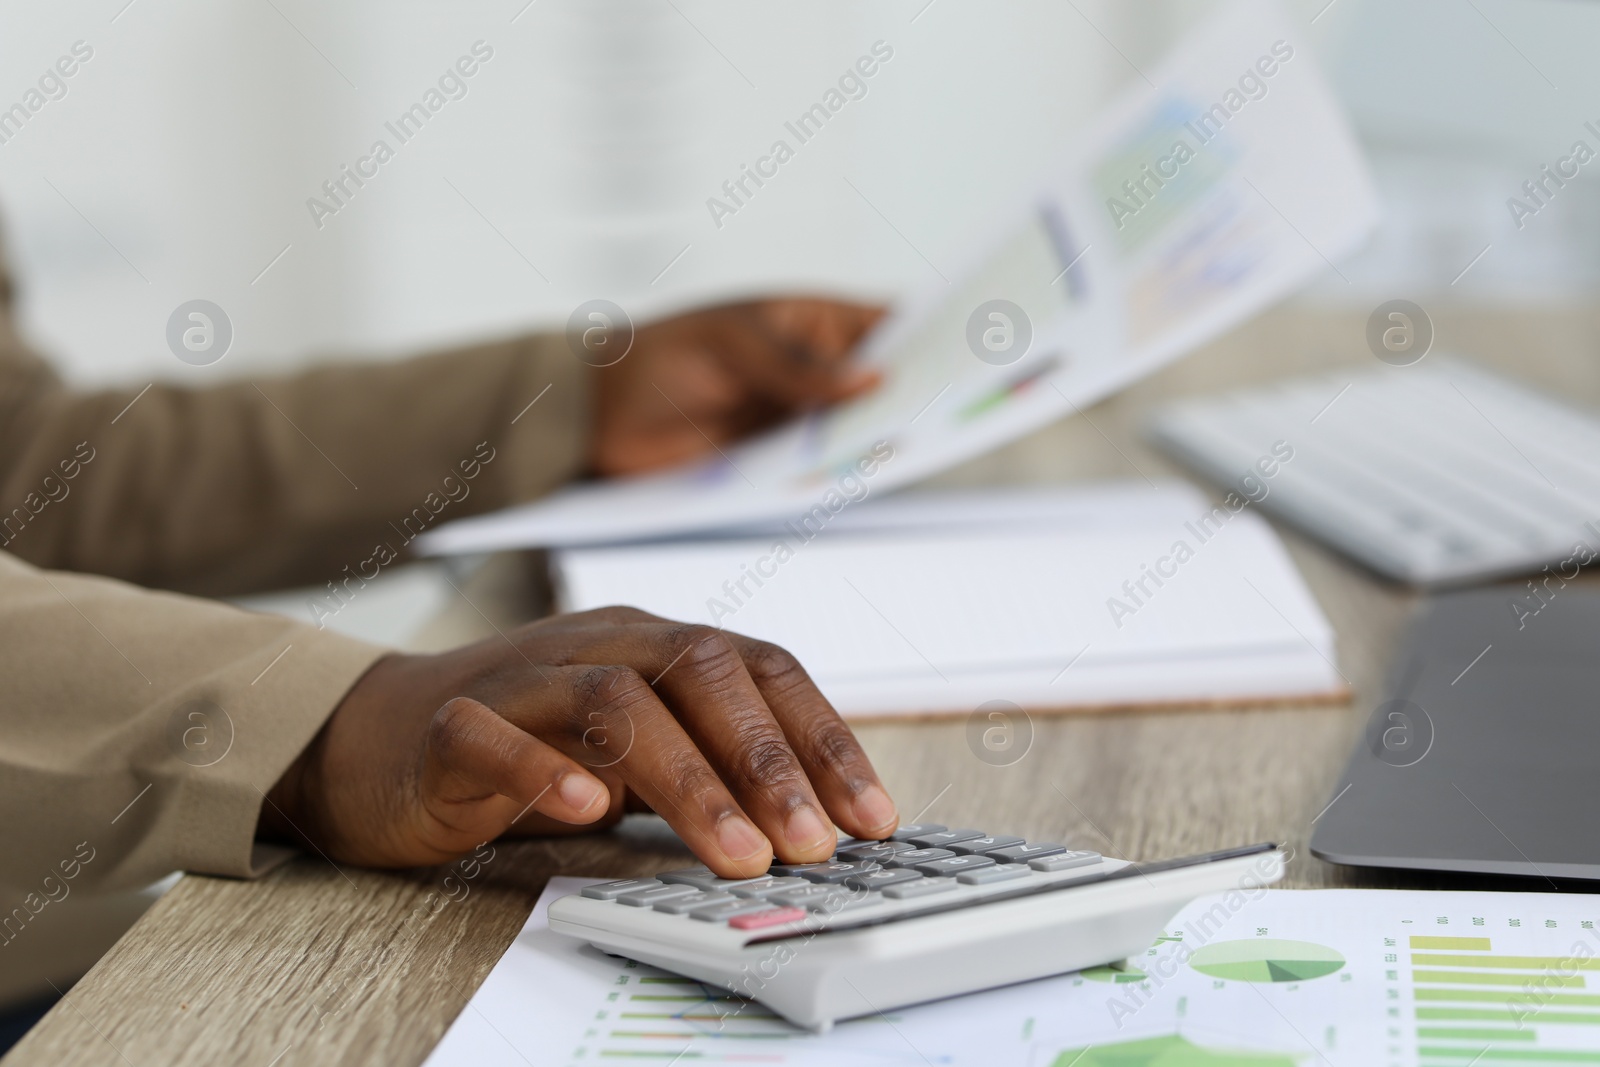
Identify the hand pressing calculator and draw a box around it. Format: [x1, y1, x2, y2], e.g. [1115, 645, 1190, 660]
[549, 825, 1284, 1031]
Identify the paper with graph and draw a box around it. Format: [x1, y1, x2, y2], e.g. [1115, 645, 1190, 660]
[418, 0, 1378, 554]
[424, 879, 1600, 1066]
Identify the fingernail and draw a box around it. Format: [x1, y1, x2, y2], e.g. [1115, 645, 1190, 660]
[852, 785, 898, 835]
[784, 806, 834, 853]
[716, 816, 770, 862]
[559, 773, 607, 814]
[839, 366, 879, 390]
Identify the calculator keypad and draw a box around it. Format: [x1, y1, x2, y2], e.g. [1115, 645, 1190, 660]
[882, 876, 959, 899]
[884, 848, 954, 868]
[796, 860, 883, 884]
[727, 876, 808, 898]
[914, 854, 995, 877]
[690, 898, 778, 922]
[582, 829, 1104, 930]
[989, 842, 1067, 863]
[654, 892, 735, 915]
[907, 828, 986, 848]
[616, 883, 700, 907]
[1029, 850, 1102, 872]
[836, 840, 915, 862]
[956, 863, 1032, 885]
[656, 867, 766, 892]
[948, 835, 1024, 855]
[842, 867, 922, 892]
[887, 823, 947, 841]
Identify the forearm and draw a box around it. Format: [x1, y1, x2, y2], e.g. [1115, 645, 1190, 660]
[0, 333, 592, 596]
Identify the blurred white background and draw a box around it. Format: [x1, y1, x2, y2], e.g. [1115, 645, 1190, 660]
[1, 0, 1598, 387]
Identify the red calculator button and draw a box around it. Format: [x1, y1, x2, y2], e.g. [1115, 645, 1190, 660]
[728, 907, 806, 929]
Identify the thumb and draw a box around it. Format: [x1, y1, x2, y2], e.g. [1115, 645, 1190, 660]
[421, 697, 611, 839]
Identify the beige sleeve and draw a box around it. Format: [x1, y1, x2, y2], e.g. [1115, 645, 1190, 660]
[0, 239, 594, 896]
[0, 551, 389, 895]
[0, 330, 593, 597]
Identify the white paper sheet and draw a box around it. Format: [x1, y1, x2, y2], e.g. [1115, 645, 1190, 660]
[551, 483, 1341, 715]
[418, 0, 1378, 556]
[426, 878, 1600, 1067]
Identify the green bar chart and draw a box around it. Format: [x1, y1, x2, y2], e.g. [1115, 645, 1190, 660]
[1409, 929, 1600, 1067]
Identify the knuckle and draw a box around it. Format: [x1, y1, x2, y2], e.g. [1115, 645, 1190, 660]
[800, 718, 868, 775]
[427, 697, 478, 760]
[572, 665, 650, 715]
[734, 732, 804, 791]
[660, 746, 721, 804]
[741, 639, 807, 688]
[666, 625, 743, 677]
[568, 667, 651, 766]
[590, 604, 655, 625]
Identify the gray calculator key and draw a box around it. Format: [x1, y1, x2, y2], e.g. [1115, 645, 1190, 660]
[656, 867, 763, 892]
[728, 876, 808, 898]
[915, 854, 996, 877]
[690, 899, 776, 922]
[819, 893, 883, 913]
[843, 867, 923, 891]
[885, 848, 954, 868]
[655, 892, 735, 914]
[616, 883, 701, 907]
[989, 842, 1067, 863]
[909, 828, 986, 848]
[882, 877, 959, 899]
[770, 885, 852, 911]
[837, 840, 916, 862]
[1029, 850, 1103, 872]
[949, 835, 1025, 855]
[770, 861, 834, 877]
[889, 823, 947, 841]
[581, 878, 662, 900]
[957, 863, 1033, 885]
[798, 860, 882, 884]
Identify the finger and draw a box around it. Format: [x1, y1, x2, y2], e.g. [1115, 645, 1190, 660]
[421, 697, 612, 847]
[506, 665, 776, 878]
[508, 775, 628, 836]
[724, 633, 899, 841]
[708, 306, 881, 410]
[757, 298, 887, 364]
[559, 623, 840, 864]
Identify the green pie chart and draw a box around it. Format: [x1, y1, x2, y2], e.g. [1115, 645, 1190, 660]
[1080, 960, 1148, 984]
[1051, 1034, 1300, 1066]
[1188, 939, 1345, 983]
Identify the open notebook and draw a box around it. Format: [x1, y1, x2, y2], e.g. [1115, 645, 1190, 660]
[552, 484, 1343, 718]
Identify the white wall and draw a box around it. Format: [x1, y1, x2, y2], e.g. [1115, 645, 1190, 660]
[5, 0, 1597, 389]
[0, 0, 1157, 386]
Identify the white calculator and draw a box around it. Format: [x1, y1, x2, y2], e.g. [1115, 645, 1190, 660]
[548, 826, 1285, 1031]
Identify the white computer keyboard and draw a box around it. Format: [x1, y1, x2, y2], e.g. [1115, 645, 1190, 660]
[1149, 359, 1600, 586]
[548, 828, 1283, 1031]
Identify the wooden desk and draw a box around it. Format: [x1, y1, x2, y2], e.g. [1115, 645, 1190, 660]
[12, 303, 1600, 1066]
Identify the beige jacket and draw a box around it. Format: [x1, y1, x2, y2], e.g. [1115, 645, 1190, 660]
[0, 242, 591, 903]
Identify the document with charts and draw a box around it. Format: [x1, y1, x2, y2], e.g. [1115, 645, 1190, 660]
[419, 0, 1378, 555]
[425, 878, 1600, 1067]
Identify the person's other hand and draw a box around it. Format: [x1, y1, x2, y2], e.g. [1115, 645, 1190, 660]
[261, 608, 899, 877]
[591, 298, 885, 476]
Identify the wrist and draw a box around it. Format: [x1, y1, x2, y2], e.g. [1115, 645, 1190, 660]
[255, 651, 403, 851]
[258, 719, 321, 848]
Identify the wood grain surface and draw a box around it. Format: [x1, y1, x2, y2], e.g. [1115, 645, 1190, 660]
[10, 304, 1596, 1066]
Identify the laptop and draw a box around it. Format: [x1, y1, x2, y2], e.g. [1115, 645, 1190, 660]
[1310, 586, 1600, 881]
